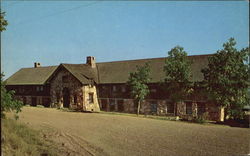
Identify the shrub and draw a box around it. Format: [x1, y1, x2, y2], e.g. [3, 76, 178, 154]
[193, 112, 209, 124]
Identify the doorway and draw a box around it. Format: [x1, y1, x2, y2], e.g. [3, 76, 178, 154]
[31, 97, 37, 106]
[63, 88, 70, 108]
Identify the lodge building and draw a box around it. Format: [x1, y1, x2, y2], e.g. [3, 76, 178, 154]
[5, 55, 225, 121]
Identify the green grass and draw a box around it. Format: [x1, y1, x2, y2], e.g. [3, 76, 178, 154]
[36, 105, 45, 108]
[1, 118, 57, 156]
[57, 107, 76, 112]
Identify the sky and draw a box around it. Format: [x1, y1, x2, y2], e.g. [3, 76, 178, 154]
[1, 1, 249, 79]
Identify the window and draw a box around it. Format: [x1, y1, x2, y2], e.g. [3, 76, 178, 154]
[186, 102, 193, 115]
[89, 93, 94, 103]
[121, 86, 126, 92]
[62, 75, 69, 83]
[36, 86, 43, 92]
[166, 102, 174, 114]
[31, 97, 37, 106]
[113, 86, 117, 92]
[109, 99, 115, 111]
[36, 86, 40, 92]
[100, 99, 107, 111]
[117, 100, 124, 112]
[150, 101, 158, 113]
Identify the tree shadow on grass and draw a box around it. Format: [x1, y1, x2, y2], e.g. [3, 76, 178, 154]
[215, 119, 249, 128]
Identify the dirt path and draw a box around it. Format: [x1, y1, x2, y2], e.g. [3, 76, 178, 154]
[39, 124, 107, 156]
[16, 107, 250, 156]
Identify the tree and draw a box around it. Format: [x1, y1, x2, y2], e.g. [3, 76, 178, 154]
[0, 14, 23, 118]
[0, 12, 8, 32]
[202, 38, 249, 119]
[164, 46, 193, 114]
[1, 73, 23, 119]
[128, 63, 151, 116]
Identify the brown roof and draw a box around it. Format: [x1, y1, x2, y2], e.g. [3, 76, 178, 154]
[5, 66, 58, 85]
[5, 54, 212, 85]
[97, 54, 211, 84]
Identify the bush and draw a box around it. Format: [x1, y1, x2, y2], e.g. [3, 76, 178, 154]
[193, 112, 208, 124]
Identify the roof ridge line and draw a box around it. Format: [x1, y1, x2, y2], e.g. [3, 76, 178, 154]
[96, 53, 213, 64]
[20, 65, 58, 69]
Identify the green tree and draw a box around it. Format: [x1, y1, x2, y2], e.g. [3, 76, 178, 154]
[0, 12, 22, 118]
[128, 63, 151, 116]
[164, 46, 193, 114]
[0, 12, 8, 32]
[202, 38, 249, 119]
[1, 73, 23, 119]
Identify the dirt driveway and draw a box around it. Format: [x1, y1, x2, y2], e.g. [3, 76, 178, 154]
[16, 107, 249, 156]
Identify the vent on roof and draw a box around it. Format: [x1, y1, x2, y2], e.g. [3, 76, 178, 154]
[34, 62, 41, 68]
[86, 56, 96, 68]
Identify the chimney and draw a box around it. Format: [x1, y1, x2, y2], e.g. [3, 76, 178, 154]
[86, 56, 96, 68]
[34, 62, 41, 68]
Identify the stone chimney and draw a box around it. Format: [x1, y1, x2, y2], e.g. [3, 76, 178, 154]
[86, 56, 96, 68]
[34, 62, 41, 68]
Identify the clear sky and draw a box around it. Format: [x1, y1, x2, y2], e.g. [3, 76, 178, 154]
[1, 1, 249, 79]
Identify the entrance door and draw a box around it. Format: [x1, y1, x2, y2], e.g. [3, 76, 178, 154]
[63, 88, 70, 108]
[31, 97, 37, 106]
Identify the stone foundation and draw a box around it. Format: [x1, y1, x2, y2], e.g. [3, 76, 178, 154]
[98, 98, 224, 121]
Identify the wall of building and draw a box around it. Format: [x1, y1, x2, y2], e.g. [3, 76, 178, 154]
[6, 85, 50, 96]
[14, 95, 51, 107]
[50, 67, 84, 109]
[82, 85, 100, 112]
[98, 97, 223, 121]
[49, 67, 100, 112]
[7, 72, 223, 121]
[7, 85, 51, 107]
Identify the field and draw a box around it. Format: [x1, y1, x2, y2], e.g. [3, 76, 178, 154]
[8, 106, 250, 156]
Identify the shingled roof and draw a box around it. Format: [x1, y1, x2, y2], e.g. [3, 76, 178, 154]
[5, 54, 211, 85]
[61, 64, 99, 84]
[5, 66, 58, 85]
[96, 54, 211, 84]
